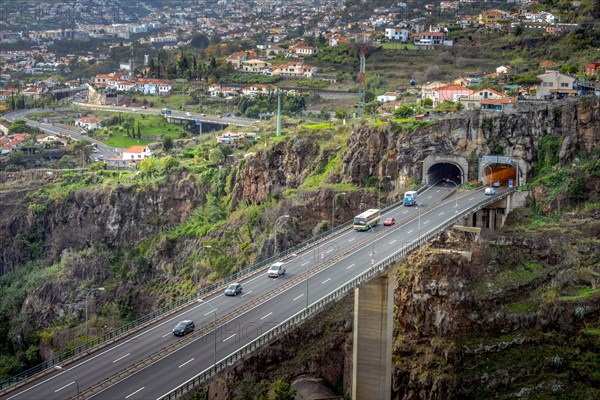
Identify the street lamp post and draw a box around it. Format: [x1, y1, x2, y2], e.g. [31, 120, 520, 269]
[198, 300, 218, 372]
[85, 287, 105, 345]
[292, 253, 309, 309]
[445, 179, 459, 214]
[273, 214, 290, 256]
[54, 365, 79, 399]
[417, 203, 421, 240]
[378, 176, 392, 209]
[331, 192, 347, 233]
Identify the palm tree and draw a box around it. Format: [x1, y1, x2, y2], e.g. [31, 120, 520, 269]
[71, 140, 93, 166]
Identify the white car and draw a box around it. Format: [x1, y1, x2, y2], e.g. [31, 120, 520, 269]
[485, 187, 496, 195]
[186, 112, 192, 117]
[267, 262, 286, 278]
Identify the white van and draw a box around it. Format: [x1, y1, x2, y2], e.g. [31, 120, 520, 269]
[485, 187, 496, 195]
[268, 262, 286, 278]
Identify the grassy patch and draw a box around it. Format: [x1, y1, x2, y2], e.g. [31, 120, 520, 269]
[380, 43, 417, 50]
[500, 298, 538, 314]
[303, 122, 333, 130]
[471, 262, 547, 296]
[94, 112, 186, 148]
[559, 287, 600, 301]
[301, 152, 342, 191]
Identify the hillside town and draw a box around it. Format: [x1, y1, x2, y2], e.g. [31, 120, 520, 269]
[0, 0, 599, 162]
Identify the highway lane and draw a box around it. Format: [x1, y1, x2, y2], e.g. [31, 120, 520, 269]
[92, 184, 501, 400]
[2, 183, 479, 400]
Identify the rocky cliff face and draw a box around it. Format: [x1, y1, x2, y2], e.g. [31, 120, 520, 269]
[0, 171, 206, 275]
[343, 98, 600, 185]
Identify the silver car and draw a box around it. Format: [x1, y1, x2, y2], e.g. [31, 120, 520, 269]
[268, 262, 286, 278]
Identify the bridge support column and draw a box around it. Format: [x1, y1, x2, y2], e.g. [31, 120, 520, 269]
[352, 273, 393, 400]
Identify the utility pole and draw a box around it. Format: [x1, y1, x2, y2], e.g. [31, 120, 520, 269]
[276, 89, 282, 137]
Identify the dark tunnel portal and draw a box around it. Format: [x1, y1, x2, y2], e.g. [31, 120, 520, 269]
[427, 163, 462, 185]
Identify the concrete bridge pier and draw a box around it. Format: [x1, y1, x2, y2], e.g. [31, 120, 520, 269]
[352, 272, 394, 400]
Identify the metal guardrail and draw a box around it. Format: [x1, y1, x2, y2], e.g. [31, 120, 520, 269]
[160, 188, 516, 399]
[0, 183, 428, 392]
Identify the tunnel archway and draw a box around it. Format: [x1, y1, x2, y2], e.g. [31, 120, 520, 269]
[481, 162, 517, 187]
[422, 155, 468, 185]
[427, 163, 463, 185]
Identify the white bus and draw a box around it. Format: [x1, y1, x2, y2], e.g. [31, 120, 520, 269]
[353, 209, 381, 231]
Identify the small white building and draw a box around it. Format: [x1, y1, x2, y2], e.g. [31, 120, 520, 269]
[384, 28, 409, 42]
[122, 145, 152, 161]
[76, 117, 102, 130]
[377, 92, 398, 103]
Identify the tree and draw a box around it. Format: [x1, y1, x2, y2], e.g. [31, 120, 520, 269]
[138, 157, 160, 178]
[560, 63, 579, 75]
[269, 380, 296, 400]
[208, 148, 225, 166]
[71, 140, 93, 165]
[160, 155, 179, 173]
[190, 33, 210, 49]
[162, 136, 174, 152]
[393, 103, 417, 118]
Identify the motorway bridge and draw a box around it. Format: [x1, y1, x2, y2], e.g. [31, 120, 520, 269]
[0, 182, 520, 400]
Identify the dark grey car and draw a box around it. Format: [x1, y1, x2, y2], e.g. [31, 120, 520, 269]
[173, 320, 195, 336]
[224, 282, 243, 296]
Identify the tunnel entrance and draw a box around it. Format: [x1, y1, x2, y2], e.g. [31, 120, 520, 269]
[482, 163, 517, 187]
[426, 163, 463, 185]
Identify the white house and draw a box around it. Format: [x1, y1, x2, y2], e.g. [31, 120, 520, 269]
[75, 117, 102, 130]
[384, 28, 409, 42]
[496, 65, 509, 74]
[122, 145, 152, 161]
[536, 70, 576, 99]
[377, 92, 398, 102]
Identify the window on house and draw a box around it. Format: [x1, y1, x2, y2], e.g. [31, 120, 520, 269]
[560, 82, 569, 88]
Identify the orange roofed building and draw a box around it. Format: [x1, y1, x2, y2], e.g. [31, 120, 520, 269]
[122, 145, 152, 161]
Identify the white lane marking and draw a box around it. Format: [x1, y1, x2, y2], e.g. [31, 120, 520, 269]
[8, 298, 212, 400]
[54, 381, 75, 393]
[178, 358, 194, 368]
[112, 353, 131, 363]
[162, 332, 172, 338]
[260, 312, 273, 320]
[424, 220, 430, 225]
[389, 239, 397, 245]
[326, 248, 334, 253]
[322, 278, 331, 284]
[204, 309, 218, 316]
[438, 212, 444, 216]
[125, 387, 145, 399]
[469, 197, 474, 201]
[403, 210, 408, 214]
[241, 291, 252, 297]
[223, 333, 236, 342]
[346, 263, 355, 270]
[427, 195, 432, 199]
[348, 237, 356, 242]
[293, 294, 304, 301]
[301, 261, 310, 266]
[436, 189, 440, 192]
[407, 229, 413, 234]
